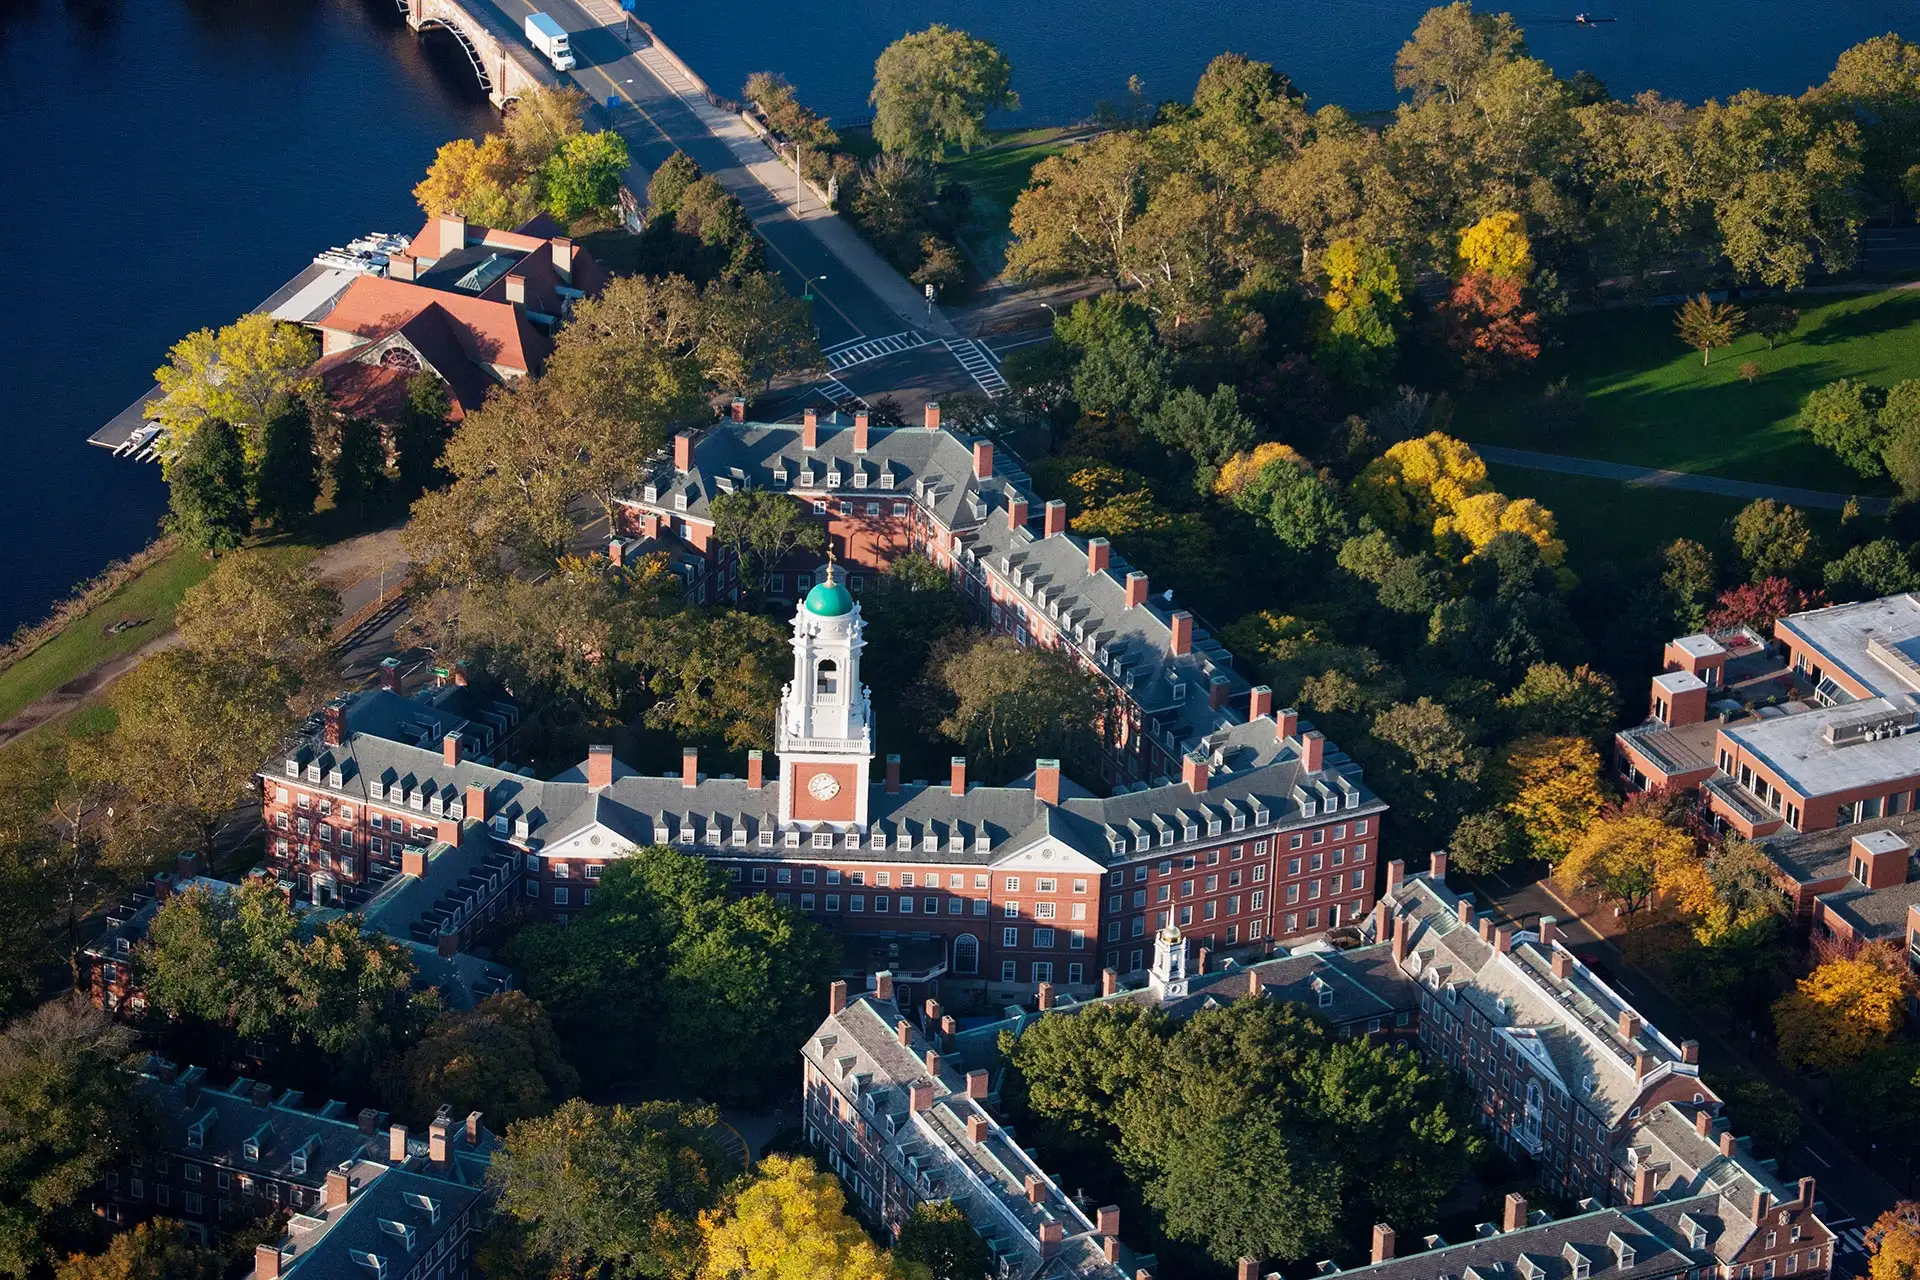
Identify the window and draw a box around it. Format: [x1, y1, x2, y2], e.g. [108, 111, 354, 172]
[801, 893, 816, 910]
[899, 896, 913, 913]
[1004, 901, 1020, 918]
[1004, 876, 1020, 891]
[1001, 960, 1018, 982]
[849, 895, 865, 912]
[1035, 902, 1056, 920]
[1034, 928, 1055, 948]
[1003, 926, 1020, 947]
[751, 867, 767, 884]
[554, 887, 569, 905]
[955, 934, 980, 973]
[924, 896, 937, 914]
[874, 895, 889, 913]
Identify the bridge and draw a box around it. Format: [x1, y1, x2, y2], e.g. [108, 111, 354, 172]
[396, 0, 557, 110]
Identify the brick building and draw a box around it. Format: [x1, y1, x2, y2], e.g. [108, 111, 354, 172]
[620, 408, 1251, 788]
[262, 574, 1382, 1003]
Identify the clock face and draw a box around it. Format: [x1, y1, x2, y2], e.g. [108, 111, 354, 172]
[807, 771, 841, 801]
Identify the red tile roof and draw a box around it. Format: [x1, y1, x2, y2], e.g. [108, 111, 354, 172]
[316, 275, 551, 376]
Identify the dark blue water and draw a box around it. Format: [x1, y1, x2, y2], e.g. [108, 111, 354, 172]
[1, 0, 1913, 639]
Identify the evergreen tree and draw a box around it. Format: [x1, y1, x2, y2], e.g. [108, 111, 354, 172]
[252, 399, 319, 529]
[393, 374, 452, 496]
[164, 419, 250, 554]
[332, 416, 387, 516]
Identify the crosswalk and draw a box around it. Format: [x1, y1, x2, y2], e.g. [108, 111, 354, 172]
[944, 338, 1009, 396]
[1831, 1222, 1868, 1257]
[823, 331, 929, 371]
[814, 377, 867, 409]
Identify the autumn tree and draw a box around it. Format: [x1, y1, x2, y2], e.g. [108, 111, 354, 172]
[542, 130, 632, 223]
[1772, 944, 1911, 1071]
[1708, 577, 1817, 633]
[491, 1098, 726, 1280]
[1502, 736, 1607, 863]
[1361, 697, 1486, 849]
[174, 550, 339, 702]
[149, 313, 318, 464]
[384, 991, 579, 1127]
[710, 490, 826, 602]
[924, 633, 1102, 778]
[698, 1154, 909, 1280]
[1352, 432, 1487, 543]
[1800, 378, 1887, 477]
[647, 152, 703, 219]
[1556, 814, 1701, 927]
[870, 25, 1018, 159]
[1866, 1202, 1920, 1280]
[1745, 303, 1800, 350]
[1316, 238, 1404, 391]
[1732, 499, 1817, 582]
[503, 84, 587, 169]
[636, 608, 789, 753]
[1450, 810, 1523, 876]
[52, 1219, 220, 1280]
[1498, 662, 1618, 743]
[1674, 295, 1743, 367]
[413, 133, 538, 229]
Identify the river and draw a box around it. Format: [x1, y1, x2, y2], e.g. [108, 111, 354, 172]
[0, 0, 1911, 641]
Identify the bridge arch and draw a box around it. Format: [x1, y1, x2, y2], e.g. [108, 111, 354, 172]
[415, 17, 493, 96]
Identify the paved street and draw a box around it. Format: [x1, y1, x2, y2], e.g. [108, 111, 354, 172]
[1471, 863, 1903, 1276]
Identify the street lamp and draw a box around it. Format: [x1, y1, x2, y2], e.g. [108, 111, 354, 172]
[802, 274, 827, 302]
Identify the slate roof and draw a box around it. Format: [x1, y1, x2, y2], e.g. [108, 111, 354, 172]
[269, 1161, 485, 1280]
[1329, 1197, 1712, 1280]
[137, 1064, 386, 1192]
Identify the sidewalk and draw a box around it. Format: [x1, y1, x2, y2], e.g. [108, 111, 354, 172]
[1475, 445, 1887, 514]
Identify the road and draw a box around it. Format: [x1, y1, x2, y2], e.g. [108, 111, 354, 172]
[1471, 863, 1902, 1276]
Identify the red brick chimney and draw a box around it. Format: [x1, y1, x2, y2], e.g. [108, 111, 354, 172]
[1372, 1223, 1397, 1263]
[1039, 1221, 1063, 1258]
[885, 754, 900, 794]
[402, 847, 428, 879]
[966, 1068, 988, 1100]
[1238, 1261, 1260, 1280]
[443, 732, 462, 767]
[587, 745, 613, 790]
[895, 1019, 911, 1047]
[1495, 925, 1513, 954]
[910, 1080, 934, 1112]
[465, 783, 488, 823]
[1196, 947, 1211, 974]
[1247, 967, 1262, 996]
[926, 401, 943, 431]
[1101, 968, 1119, 996]
[1456, 897, 1474, 926]
[1035, 759, 1060, 806]
[1720, 1131, 1737, 1157]
[747, 749, 764, 789]
[730, 396, 746, 422]
[1124, 571, 1148, 608]
[1249, 685, 1272, 721]
[1276, 708, 1298, 742]
[951, 757, 967, 796]
[1098, 1206, 1121, 1236]
[1430, 851, 1449, 881]
[1681, 1039, 1700, 1064]
[829, 980, 848, 1014]
[1552, 951, 1574, 979]
[1392, 912, 1410, 965]
[429, 1116, 451, 1164]
[875, 971, 894, 1002]
[802, 407, 818, 449]
[967, 1114, 988, 1142]
[1036, 982, 1055, 1011]
[325, 1168, 351, 1209]
[1044, 499, 1067, 537]
[854, 409, 870, 452]
[1695, 1109, 1714, 1137]
[1009, 495, 1029, 531]
[323, 701, 347, 747]
[1385, 858, 1405, 897]
[1025, 1174, 1044, 1204]
[1301, 731, 1325, 772]
[973, 439, 992, 478]
[682, 747, 699, 789]
[1539, 916, 1558, 947]
[389, 1123, 409, 1162]
[1619, 1010, 1641, 1039]
[608, 537, 626, 567]
[1170, 611, 1193, 656]
[1798, 1176, 1816, 1207]
[1632, 1166, 1657, 1206]
[925, 1048, 942, 1077]
[1182, 753, 1209, 794]
[1088, 538, 1111, 575]
[255, 1244, 284, 1280]
[1209, 674, 1231, 709]
[1504, 1193, 1528, 1232]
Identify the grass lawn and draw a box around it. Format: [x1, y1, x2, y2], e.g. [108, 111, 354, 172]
[938, 127, 1083, 275]
[1484, 463, 1840, 578]
[0, 543, 211, 726]
[1461, 288, 1920, 492]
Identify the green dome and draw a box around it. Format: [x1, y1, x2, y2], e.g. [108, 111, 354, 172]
[805, 578, 854, 617]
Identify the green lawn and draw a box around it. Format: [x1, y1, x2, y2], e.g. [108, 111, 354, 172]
[1462, 289, 1920, 492]
[938, 127, 1083, 275]
[0, 543, 212, 726]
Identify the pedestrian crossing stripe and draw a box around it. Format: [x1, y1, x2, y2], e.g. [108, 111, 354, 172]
[823, 331, 929, 371]
[814, 378, 867, 409]
[943, 338, 1009, 396]
[1836, 1227, 1868, 1255]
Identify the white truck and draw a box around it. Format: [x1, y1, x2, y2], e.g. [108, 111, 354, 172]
[525, 12, 575, 71]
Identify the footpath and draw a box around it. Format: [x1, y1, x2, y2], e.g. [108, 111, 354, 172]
[1475, 445, 1887, 514]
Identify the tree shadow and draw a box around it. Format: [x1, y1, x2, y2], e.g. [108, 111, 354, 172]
[1798, 291, 1920, 347]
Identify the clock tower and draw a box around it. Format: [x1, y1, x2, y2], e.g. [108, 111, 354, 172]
[776, 563, 873, 830]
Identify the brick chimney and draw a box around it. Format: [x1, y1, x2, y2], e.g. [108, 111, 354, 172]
[505, 273, 527, 306]
[669, 430, 693, 476]
[1385, 859, 1405, 897]
[1276, 708, 1299, 742]
[966, 1068, 989, 1100]
[1025, 1174, 1044, 1204]
[1238, 1262, 1260, 1280]
[1088, 537, 1111, 575]
[972, 440, 992, 480]
[1552, 951, 1573, 979]
[926, 401, 943, 432]
[1479, 916, 1495, 943]
[1098, 1206, 1121, 1236]
[1301, 731, 1325, 772]
[1430, 851, 1449, 881]
[324, 1168, 351, 1208]
[1036, 982, 1055, 1011]
[885, 754, 900, 794]
[255, 1244, 284, 1280]
[1249, 685, 1272, 721]
[402, 847, 428, 879]
[1632, 1165, 1657, 1206]
[1101, 968, 1119, 996]
[1039, 1221, 1063, 1258]
[466, 1111, 483, 1146]
[1634, 1048, 1653, 1080]
[608, 537, 626, 568]
[682, 747, 699, 789]
[323, 700, 347, 747]
[1182, 752, 1209, 794]
[730, 396, 746, 423]
[1170, 611, 1193, 656]
[1035, 759, 1060, 806]
[1720, 1131, 1737, 1157]
[443, 732, 462, 767]
[1106, 1239, 1122, 1265]
[429, 1116, 451, 1163]
[1495, 925, 1512, 954]
[1009, 495, 1029, 532]
[1392, 912, 1410, 965]
[389, 1123, 409, 1163]
[967, 1114, 988, 1142]
[1539, 916, 1558, 947]
[1619, 1010, 1641, 1039]
[1798, 1176, 1816, 1207]
[875, 970, 894, 1002]
[854, 409, 870, 452]
[802, 408, 819, 450]
[829, 980, 848, 1014]
[1695, 1109, 1714, 1138]
[951, 757, 967, 796]
[747, 750, 764, 789]
[388, 252, 417, 281]
[1124, 571, 1148, 608]
[1456, 897, 1474, 926]
[1681, 1039, 1700, 1064]
[437, 212, 465, 256]
[895, 1019, 912, 1047]
[1504, 1193, 1528, 1232]
[1372, 898, 1392, 939]
[551, 235, 574, 283]
[587, 745, 613, 790]
[1373, 1223, 1397, 1263]
[910, 1080, 934, 1113]
[1248, 967, 1263, 996]
[1044, 500, 1067, 537]
[925, 1048, 942, 1077]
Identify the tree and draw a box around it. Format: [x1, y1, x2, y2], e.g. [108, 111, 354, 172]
[149, 313, 318, 464]
[1499, 662, 1618, 742]
[1555, 814, 1700, 927]
[1826, 538, 1920, 600]
[164, 418, 250, 555]
[1262, 466, 1353, 554]
[999, 1002, 1168, 1157]
[1007, 131, 1154, 284]
[252, 399, 319, 529]
[543, 130, 632, 223]
[53, 1220, 220, 1280]
[1772, 945, 1911, 1071]
[1662, 538, 1720, 632]
[1144, 384, 1258, 469]
[1732, 499, 1817, 582]
[393, 373, 452, 496]
[1456, 211, 1532, 279]
[1502, 736, 1607, 863]
[1361, 698, 1485, 848]
[0, 998, 143, 1279]
[1054, 294, 1171, 420]
[675, 176, 753, 252]
[175, 550, 338, 700]
[1352, 432, 1487, 542]
[504, 84, 587, 169]
[1439, 271, 1540, 383]
[697, 1154, 907, 1280]
[860, 553, 968, 693]
[1317, 238, 1404, 392]
[1393, 2, 1528, 106]
[710, 491, 826, 603]
[332, 416, 387, 516]
[870, 25, 1018, 160]
[636, 609, 789, 754]
[687, 270, 820, 395]
[1450, 809, 1523, 876]
[1674, 294, 1743, 367]
[1818, 34, 1920, 214]
[894, 1201, 989, 1280]
[647, 152, 703, 219]
[1708, 577, 1817, 632]
[1801, 378, 1887, 477]
[492, 1097, 726, 1280]
[925, 633, 1101, 776]
[413, 133, 537, 229]
[384, 991, 579, 1127]
[1745, 303, 1800, 349]
[1866, 1203, 1920, 1280]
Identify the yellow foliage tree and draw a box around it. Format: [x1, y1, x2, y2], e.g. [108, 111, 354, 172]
[1555, 814, 1701, 928]
[148, 312, 319, 469]
[1457, 211, 1533, 281]
[1772, 947, 1911, 1071]
[1867, 1203, 1920, 1280]
[1502, 736, 1607, 862]
[412, 133, 538, 229]
[697, 1154, 917, 1280]
[1213, 442, 1309, 502]
[1436, 491, 1568, 566]
[1322, 237, 1403, 313]
[1352, 432, 1488, 537]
